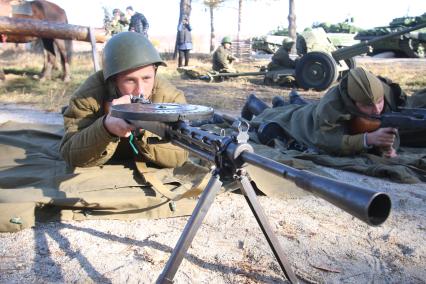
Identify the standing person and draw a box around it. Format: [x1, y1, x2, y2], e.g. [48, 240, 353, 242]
[212, 36, 239, 73]
[60, 32, 187, 168]
[177, 16, 192, 67]
[109, 8, 129, 36]
[126, 6, 149, 37]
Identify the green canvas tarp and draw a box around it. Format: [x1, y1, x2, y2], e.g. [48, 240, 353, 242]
[0, 121, 211, 232]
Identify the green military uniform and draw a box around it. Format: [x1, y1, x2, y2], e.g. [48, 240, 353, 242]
[212, 45, 237, 73]
[110, 18, 128, 35]
[252, 71, 413, 156]
[60, 71, 188, 168]
[267, 39, 296, 71]
[267, 45, 296, 70]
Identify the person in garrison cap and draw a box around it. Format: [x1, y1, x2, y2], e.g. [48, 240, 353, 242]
[244, 67, 426, 157]
[60, 32, 188, 168]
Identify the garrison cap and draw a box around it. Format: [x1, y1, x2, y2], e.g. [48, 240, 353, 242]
[347, 67, 384, 105]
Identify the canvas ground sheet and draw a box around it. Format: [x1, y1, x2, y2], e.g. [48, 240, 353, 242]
[1, 121, 425, 233]
[0, 122, 211, 232]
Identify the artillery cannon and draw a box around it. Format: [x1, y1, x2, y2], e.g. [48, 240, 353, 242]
[201, 21, 426, 91]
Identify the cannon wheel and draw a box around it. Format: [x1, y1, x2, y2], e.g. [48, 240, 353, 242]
[295, 51, 338, 91]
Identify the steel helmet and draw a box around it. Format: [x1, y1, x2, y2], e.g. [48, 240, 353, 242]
[282, 37, 295, 47]
[221, 36, 232, 45]
[102, 32, 166, 81]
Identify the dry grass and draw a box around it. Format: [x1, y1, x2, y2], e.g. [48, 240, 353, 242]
[0, 48, 425, 114]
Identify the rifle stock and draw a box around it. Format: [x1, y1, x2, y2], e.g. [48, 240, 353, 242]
[350, 110, 426, 135]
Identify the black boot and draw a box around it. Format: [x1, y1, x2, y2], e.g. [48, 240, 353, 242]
[241, 94, 270, 120]
[289, 89, 308, 105]
[257, 121, 289, 146]
[272, 96, 288, 108]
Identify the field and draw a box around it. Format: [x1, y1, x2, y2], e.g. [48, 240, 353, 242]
[1, 48, 426, 283]
[1, 48, 425, 114]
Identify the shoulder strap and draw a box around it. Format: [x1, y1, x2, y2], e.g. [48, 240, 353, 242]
[134, 159, 209, 201]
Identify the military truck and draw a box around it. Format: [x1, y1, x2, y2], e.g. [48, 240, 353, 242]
[251, 26, 292, 54]
[252, 35, 293, 54]
[355, 13, 426, 58]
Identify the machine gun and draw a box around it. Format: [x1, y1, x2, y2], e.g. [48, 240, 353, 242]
[111, 103, 391, 283]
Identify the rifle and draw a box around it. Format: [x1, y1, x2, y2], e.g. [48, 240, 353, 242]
[111, 103, 391, 284]
[349, 107, 426, 147]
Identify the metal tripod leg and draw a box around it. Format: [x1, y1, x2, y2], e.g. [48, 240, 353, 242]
[157, 171, 223, 284]
[238, 170, 298, 283]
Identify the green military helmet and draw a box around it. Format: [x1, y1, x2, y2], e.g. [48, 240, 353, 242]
[282, 37, 295, 48]
[102, 32, 166, 81]
[221, 36, 232, 45]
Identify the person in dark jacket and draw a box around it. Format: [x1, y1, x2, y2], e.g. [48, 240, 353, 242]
[177, 16, 192, 67]
[126, 6, 149, 37]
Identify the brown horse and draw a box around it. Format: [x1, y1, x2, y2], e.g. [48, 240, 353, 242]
[0, 0, 72, 81]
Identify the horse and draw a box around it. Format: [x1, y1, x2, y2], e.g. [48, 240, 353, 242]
[0, 0, 73, 82]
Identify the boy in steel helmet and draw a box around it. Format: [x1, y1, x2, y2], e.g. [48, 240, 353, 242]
[60, 32, 188, 167]
[212, 36, 239, 73]
[249, 67, 426, 157]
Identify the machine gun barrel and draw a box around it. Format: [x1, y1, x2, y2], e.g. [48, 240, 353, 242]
[144, 120, 391, 226]
[332, 22, 426, 61]
[241, 151, 390, 226]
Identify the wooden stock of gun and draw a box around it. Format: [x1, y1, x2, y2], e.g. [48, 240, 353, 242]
[349, 108, 426, 147]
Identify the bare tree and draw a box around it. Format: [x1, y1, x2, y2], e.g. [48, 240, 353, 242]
[288, 0, 297, 54]
[174, 0, 192, 59]
[203, 0, 226, 52]
[237, 0, 243, 41]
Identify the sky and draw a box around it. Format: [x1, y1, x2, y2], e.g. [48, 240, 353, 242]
[50, 0, 425, 50]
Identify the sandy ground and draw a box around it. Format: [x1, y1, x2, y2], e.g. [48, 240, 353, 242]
[0, 105, 425, 284]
